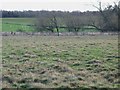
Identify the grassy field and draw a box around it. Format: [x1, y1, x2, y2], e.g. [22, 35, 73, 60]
[1, 18, 35, 32]
[2, 35, 119, 88]
[1, 18, 97, 32]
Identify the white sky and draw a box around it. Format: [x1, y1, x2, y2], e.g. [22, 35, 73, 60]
[0, 0, 119, 11]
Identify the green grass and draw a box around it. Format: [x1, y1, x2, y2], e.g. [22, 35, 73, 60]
[2, 18, 35, 25]
[1, 18, 35, 32]
[1, 18, 98, 32]
[2, 23, 34, 32]
[2, 35, 119, 88]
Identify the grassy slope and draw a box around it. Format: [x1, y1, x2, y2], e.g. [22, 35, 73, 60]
[1, 18, 35, 32]
[2, 35, 119, 88]
[2, 18, 35, 24]
[1, 18, 98, 32]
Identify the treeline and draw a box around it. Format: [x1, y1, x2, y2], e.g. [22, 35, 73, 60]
[2, 10, 38, 17]
[34, 3, 119, 35]
[34, 12, 97, 36]
[1, 10, 98, 18]
[1, 2, 119, 35]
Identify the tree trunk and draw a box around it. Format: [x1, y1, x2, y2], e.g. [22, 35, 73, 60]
[56, 27, 59, 36]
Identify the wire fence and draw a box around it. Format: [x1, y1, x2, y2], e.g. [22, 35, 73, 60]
[0, 32, 119, 36]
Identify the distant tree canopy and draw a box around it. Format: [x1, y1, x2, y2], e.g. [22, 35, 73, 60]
[1, 10, 98, 18]
[1, 2, 119, 34]
[93, 2, 119, 32]
[34, 3, 119, 35]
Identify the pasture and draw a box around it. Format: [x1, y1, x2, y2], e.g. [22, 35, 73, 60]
[2, 35, 119, 88]
[1, 18, 97, 32]
[1, 18, 35, 32]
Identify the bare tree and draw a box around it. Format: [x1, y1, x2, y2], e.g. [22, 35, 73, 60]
[35, 13, 60, 36]
[51, 15, 60, 36]
[64, 15, 83, 35]
[35, 17, 54, 32]
[93, 2, 119, 32]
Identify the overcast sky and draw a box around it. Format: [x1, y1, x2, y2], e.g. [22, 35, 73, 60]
[0, 0, 119, 12]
